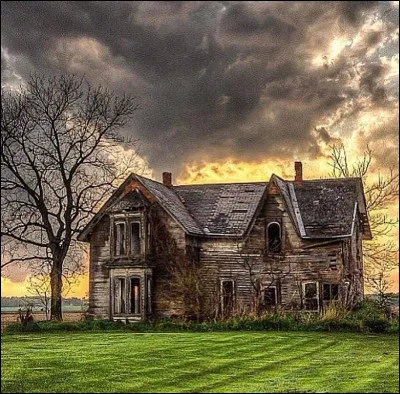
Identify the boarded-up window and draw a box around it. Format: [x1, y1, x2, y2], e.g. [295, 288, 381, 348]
[115, 223, 126, 256]
[303, 282, 319, 311]
[130, 278, 141, 314]
[323, 284, 339, 301]
[131, 222, 141, 255]
[114, 278, 126, 314]
[267, 223, 282, 253]
[263, 287, 277, 307]
[221, 280, 235, 315]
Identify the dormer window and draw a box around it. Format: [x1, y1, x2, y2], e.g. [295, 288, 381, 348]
[267, 222, 282, 254]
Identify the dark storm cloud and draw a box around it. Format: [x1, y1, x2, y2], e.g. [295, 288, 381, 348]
[1, 1, 398, 178]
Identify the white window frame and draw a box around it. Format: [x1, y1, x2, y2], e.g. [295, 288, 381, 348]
[302, 281, 320, 312]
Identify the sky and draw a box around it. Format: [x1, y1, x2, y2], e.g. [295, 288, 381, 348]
[1, 1, 399, 297]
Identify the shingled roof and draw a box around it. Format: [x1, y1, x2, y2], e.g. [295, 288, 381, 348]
[279, 178, 366, 238]
[175, 182, 267, 236]
[78, 173, 371, 241]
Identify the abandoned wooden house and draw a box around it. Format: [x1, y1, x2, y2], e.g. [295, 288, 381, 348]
[78, 162, 372, 322]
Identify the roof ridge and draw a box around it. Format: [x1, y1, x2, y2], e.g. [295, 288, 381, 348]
[287, 177, 361, 183]
[175, 181, 268, 187]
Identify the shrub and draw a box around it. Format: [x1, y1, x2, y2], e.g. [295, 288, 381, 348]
[3, 302, 399, 335]
[362, 317, 390, 333]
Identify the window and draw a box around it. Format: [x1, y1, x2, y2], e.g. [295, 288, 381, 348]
[328, 255, 338, 270]
[146, 277, 152, 314]
[303, 282, 319, 311]
[130, 222, 141, 255]
[115, 223, 126, 256]
[113, 219, 143, 257]
[263, 286, 277, 307]
[114, 278, 126, 314]
[221, 280, 235, 315]
[267, 222, 282, 253]
[323, 284, 339, 301]
[130, 278, 141, 314]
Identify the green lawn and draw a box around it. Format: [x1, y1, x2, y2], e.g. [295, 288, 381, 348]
[1, 332, 398, 393]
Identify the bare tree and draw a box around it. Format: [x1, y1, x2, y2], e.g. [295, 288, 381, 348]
[329, 144, 399, 298]
[1, 74, 141, 320]
[26, 272, 51, 321]
[238, 244, 291, 315]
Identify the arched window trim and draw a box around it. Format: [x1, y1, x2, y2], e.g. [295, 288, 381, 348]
[267, 221, 282, 254]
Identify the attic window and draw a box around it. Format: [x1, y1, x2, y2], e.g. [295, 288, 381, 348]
[267, 222, 282, 254]
[329, 256, 338, 270]
[244, 189, 255, 192]
[232, 209, 248, 213]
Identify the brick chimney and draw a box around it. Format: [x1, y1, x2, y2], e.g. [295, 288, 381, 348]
[162, 172, 172, 187]
[294, 161, 303, 183]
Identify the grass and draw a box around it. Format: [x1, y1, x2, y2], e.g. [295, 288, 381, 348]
[1, 331, 398, 393]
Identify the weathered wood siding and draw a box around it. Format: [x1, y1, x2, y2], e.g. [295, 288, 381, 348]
[88, 177, 365, 319]
[196, 187, 349, 314]
[88, 215, 111, 319]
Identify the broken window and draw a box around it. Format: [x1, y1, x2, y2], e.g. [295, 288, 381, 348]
[267, 222, 282, 253]
[130, 278, 141, 314]
[323, 284, 339, 301]
[263, 286, 277, 307]
[221, 279, 235, 316]
[114, 278, 126, 314]
[115, 222, 126, 256]
[303, 282, 319, 311]
[130, 222, 141, 255]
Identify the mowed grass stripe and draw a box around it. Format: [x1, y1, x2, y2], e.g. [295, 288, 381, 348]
[1, 332, 398, 393]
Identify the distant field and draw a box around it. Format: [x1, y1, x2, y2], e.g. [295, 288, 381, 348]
[1, 311, 84, 331]
[1, 332, 398, 393]
[1, 305, 86, 312]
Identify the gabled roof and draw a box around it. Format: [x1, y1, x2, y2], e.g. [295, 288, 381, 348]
[273, 175, 372, 240]
[135, 175, 204, 235]
[78, 172, 372, 242]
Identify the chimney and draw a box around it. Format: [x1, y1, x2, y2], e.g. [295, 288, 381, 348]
[162, 172, 172, 187]
[294, 161, 303, 183]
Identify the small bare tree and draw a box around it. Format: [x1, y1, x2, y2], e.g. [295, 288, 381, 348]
[238, 243, 291, 316]
[1, 74, 141, 320]
[26, 272, 50, 320]
[329, 144, 399, 300]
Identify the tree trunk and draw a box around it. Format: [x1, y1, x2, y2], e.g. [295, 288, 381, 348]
[50, 262, 63, 321]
